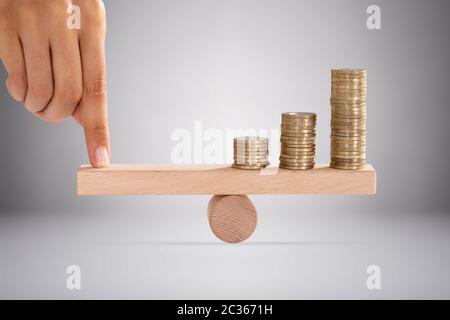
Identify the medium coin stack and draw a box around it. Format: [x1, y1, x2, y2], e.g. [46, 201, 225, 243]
[279, 112, 316, 170]
[330, 68, 367, 170]
[232, 136, 269, 170]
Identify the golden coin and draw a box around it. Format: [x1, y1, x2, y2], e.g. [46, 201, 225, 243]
[330, 164, 367, 170]
[232, 164, 268, 170]
[331, 159, 366, 164]
[331, 93, 367, 100]
[282, 112, 316, 119]
[234, 159, 269, 164]
[332, 133, 366, 139]
[234, 149, 268, 154]
[332, 68, 367, 75]
[331, 140, 366, 145]
[282, 118, 317, 123]
[280, 153, 315, 158]
[234, 136, 268, 141]
[330, 159, 366, 164]
[331, 144, 366, 149]
[331, 91, 367, 98]
[281, 135, 315, 140]
[331, 105, 366, 111]
[331, 139, 366, 144]
[281, 146, 315, 151]
[279, 165, 314, 170]
[234, 145, 268, 150]
[331, 75, 367, 80]
[331, 120, 367, 126]
[282, 121, 317, 127]
[332, 125, 366, 131]
[332, 83, 367, 89]
[330, 164, 365, 170]
[282, 151, 316, 156]
[331, 108, 367, 115]
[330, 97, 366, 104]
[234, 141, 268, 145]
[331, 148, 366, 153]
[332, 133, 366, 138]
[331, 114, 366, 121]
[331, 151, 366, 157]
[332, 91, 367, 96]
[234, 155, 269, 159]
[233, 144, 267, 149]
[281, 153, 315, 158]
[332, 71, 366, 77]
[331, 80, 367, 86]
[280, 156, 314, 164]
[280, 160, 315, 166]
[282, 149, 316, 155]
[331, 124, 367, 130]
[281, 129, 316, 135]
[234, 145, 268, 149]
[280, 157, 315, 163]
[332, 156, 366, 161]
[234, 150, 268, 155]
[331, 95, 366, 102]
[281, 125, 316, 131]
[234, 162, 270, 167]
[234, 159, 269, 163]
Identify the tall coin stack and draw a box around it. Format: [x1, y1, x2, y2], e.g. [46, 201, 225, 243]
[279, 112, 317, 170]
[232, 136, 269, 170]
[330, 69, 367, 170]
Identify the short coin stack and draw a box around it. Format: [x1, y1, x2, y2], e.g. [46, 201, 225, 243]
[232, 136, 269, 170]
[279, 112, 316, 170]
[330, 68, 367, 170]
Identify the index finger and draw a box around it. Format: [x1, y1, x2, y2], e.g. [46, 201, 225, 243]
[75, 15, 110, 168]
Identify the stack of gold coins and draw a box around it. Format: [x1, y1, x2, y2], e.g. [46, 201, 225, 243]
[279, 112, 316, 170]
[232, 136, 269, 170]
[330, 68, 367, 170]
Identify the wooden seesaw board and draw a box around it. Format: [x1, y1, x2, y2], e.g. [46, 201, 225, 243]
[77, 164, 376, 243]
[77, 164, 376, 195]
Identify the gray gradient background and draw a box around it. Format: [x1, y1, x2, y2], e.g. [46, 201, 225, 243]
[0, 0, 450, 299]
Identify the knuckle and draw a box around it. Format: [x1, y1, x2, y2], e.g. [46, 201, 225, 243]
[27, 52, 49, 73]
[88, 0, 106, 14]
[91, 125, 110, 143]
[26, 82, 53, 110]
[57, 84, 82, 107]
[19, 1, 40, 21]
[85, 0, 106, 25]
[9, 72, 27, 90]
[85, 77, 106, 97]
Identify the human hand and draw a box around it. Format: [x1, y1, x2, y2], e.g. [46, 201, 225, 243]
[0, 0, 110, 167]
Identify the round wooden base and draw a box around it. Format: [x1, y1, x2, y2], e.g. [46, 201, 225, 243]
[207, 195, 258, 243]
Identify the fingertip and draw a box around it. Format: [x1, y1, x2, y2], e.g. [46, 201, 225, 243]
[92, 146, 110, 168]
[6, 77, 26, 102]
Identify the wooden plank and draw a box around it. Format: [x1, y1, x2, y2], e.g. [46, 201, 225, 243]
[77, 164, 376, 195]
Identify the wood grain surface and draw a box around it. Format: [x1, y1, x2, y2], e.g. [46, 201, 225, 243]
[77, 164, 376, 195]
[207, 195, 257, 243]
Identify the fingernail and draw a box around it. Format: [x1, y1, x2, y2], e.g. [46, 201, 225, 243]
[94, 147, 110, 168]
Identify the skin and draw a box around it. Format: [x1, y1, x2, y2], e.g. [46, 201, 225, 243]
[0, 0, 110, 167]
